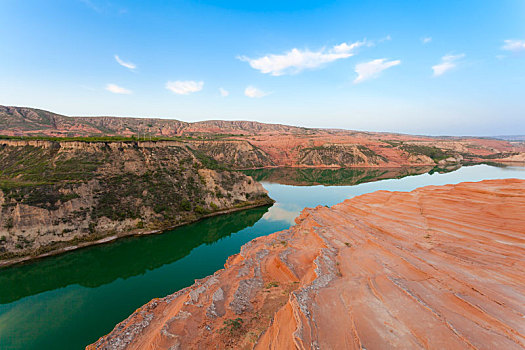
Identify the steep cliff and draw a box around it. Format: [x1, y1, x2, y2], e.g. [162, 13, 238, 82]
[297, 143, 388, 166]
[90, 179, 525, 349]
[0, 140, 272, 264]
[191, 140, 275, 169]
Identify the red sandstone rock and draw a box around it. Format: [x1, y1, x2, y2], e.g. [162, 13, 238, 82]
[90, 179, 525, 349]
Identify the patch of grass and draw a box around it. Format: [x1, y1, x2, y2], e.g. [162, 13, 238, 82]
[220, 318, 244, 335]
[265, 281, 280, 289]
[188, 147, 229, 171]
[399, 144, 453, 162]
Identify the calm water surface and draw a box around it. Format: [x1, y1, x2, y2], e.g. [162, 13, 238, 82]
[1, 164, 524, 349]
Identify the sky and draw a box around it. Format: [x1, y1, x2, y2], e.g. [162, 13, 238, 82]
[0, 0, 524, 136]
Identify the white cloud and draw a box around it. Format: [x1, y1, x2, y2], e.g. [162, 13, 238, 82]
[219, 88, 229, 97]
[432, 54, 465, 76]
[114, 55, 136, 70]
[379, 35, 392, 42]
[502, 39, 525, 52]
[262, 205, 299, 225]
[353, 58, 401, 83]
[238, 40, 367, 76]
[165, 80, 204, 95]
[106, 83, 132, 94]
[422, 37, 432, 44]
[244, 86, 269, 98]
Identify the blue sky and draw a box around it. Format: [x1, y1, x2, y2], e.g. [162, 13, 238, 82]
[0, 0, 524, 135]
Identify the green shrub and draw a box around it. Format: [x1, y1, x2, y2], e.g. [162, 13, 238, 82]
[220, 318, 244, 335]
[180, 199, 191, 211]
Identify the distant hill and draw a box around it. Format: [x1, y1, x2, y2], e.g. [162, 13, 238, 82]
[492, 135, 525, 141]
[1, 105, 525, 168]
[0, 105, 317, 137]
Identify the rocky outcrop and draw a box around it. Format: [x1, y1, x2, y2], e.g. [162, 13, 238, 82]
[191, 140, 275, 169]
[90, 179, 525, 349]
[0, 140, 272, 264]
[297, 144, 388, 167]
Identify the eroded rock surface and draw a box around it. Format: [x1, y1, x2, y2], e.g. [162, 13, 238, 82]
[89, 179, 525, 349]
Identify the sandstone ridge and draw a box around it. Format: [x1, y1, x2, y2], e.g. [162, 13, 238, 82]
[90, 179, 525, 349]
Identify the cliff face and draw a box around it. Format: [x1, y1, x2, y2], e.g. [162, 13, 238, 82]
[191, 140, 275, 169]
[90, 179, 525, 349]
[0, 140, 272, 263]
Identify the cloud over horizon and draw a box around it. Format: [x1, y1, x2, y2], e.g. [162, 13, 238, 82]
[114, 55, 136, 70]
[238, 40, 367, 76]
[353, 58, 400, 83]
[165, 80, 204, 95]
[105, 83, 132, 94]
[432, 54, 465, 76]
[244, 86, 269, 98]
[502, 39, 525, 52]
[219, 88, 229, 97]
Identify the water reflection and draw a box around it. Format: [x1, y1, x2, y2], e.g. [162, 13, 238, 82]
[243, 166, 434, 186]
[0, 206, 269, 304]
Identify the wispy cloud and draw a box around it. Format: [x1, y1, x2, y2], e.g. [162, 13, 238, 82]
[353, 58, 400, 83]
[114, 55, 136, 70]
[432, 54, 465, 76]
[165, 80, 204, 95]
[379, 35, 392, 42]
[80, 0, 101, 13]
[238, 40, 368, 76]
[501, 39, 525, 52]
[244, 86, 269, 98]
[106, 83, 132, 94]
[219, 88, 229, 97]
[81, 0, 127, 15]
[422, 37, 432, 44]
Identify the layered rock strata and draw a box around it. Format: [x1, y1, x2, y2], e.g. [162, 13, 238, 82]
[2, 105, 525, 168]
[90, 179, 525, 349]
[0, 140, 272, 264]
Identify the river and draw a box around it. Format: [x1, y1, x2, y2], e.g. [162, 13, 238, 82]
[0, 164, 524, 349]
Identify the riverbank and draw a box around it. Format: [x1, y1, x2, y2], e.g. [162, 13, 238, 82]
[0, 198, 273, 268]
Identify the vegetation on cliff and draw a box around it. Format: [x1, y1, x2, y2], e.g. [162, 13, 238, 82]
[0, 140, 272, 262]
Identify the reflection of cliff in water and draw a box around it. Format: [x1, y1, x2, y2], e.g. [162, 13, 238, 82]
[243, 167, 435, 186]
[0, 206, 269, 304]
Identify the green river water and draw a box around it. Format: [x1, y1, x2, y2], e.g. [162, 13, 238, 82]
[0, 164, 524, 349]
